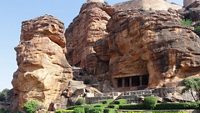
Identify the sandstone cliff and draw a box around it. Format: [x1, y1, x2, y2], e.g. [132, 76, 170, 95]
[66, 1, 200, 92]
[107, 9, 200, 90]
[11, 15, 72, 110]
[65, 2, 112, 75]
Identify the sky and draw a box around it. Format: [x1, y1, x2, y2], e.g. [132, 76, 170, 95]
[0, 0, 182, 91]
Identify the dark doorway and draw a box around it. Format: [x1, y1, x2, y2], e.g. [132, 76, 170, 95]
[142, 75, 149, 85]
[124, 77, 130, 87]
[117, 78, 122, 87]
[132, 76, 140, 86]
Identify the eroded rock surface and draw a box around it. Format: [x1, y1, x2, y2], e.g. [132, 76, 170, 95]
[107, 9, 200, 90]
[11, 15, 72, 110]
[65, 2, 112, 75]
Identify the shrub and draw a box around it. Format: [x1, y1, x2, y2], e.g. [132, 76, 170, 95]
[194, 26, 200, 35]
[93, 104, 105, 108]
[113, 99, 127, 105]
[119, 104, 145, 110]
[0, 109, 9, 113]
[73, 107, 85, 113]
[144, 96, 157, 109]
[102, 99, 113, 105]
[104, 108, 117, 113]
[83, 105, 91, 113]
[23, 100, 40, 113]
[180, 19, 192, 27]
[155, 102, 199, 110]
[55, 109, 74, 113]
[75, 97, 85, 105]
[67, 106, 76, 110]
[107, 104, 119, 109]
[0, 89, 10, 102]
[88, 107, 104, 113]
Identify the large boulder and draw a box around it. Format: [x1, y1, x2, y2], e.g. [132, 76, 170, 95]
[11, 15, 73, 111]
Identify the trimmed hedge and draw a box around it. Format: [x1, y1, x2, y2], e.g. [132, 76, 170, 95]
[102, 99, 114, 105]
[113, 99, 127, 105]
[119, 104, 145, 110]
[107, 104, 119, 109]
[119, 102, 200, 110]
[155, 102, 199, 110]
[104, 108, 117, 113]
[93, 104, 105, 108]
[88, 107, 104, 113]
[144, 96, 157, 109]
[73, 107, 85, 113]
[55, 109, 74, 113]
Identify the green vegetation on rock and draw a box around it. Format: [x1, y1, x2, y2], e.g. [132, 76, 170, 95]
[182, 77, 200, 101]
[23, 100, 40, 113]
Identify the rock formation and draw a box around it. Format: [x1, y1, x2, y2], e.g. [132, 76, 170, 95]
[11, 15, 72, 111]
[114, 0, 181, 11]
[107, 9, 200, 90]
[66, 1, 200, 92]
[65, 2, 112, 75]
[184, 0, 199, 8]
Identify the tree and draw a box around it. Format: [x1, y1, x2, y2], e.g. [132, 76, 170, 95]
[182, 77, 200, 101]
[0, 89, 10, 102]
[23, 100, 40, 113]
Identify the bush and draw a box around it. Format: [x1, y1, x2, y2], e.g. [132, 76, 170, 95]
[55, 109, 74, 113]
[75, 97, 85, 105]
[93, 104, 105, 108]
[180, 19, 192, 27]
[23, 100, 40, 113]
[113, 99, 127, 105]
[107, 104, 119, 109]
[155, 102, 199, 110]
[83, 105, 91, 113]
[0, 109, 9, 113]
[102, 99, 113, 105]
[67, 106, 76, 110]
[119, 104, 145, 110]
[104, 108, 117, 113]
[73, 107, 85, 113]
[144, 96, 157, 109]
[0, 89, 10, 102]
[88, 107, 104, 113]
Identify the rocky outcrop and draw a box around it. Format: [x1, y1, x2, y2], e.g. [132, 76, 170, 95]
[114, 0, 181, 11]
[11, 15, 72, 111]
[107, 9, 200, 90]
[65, 2, 112, 75]
[184, 0, 199, 8]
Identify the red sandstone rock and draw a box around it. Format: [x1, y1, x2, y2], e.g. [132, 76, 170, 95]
[65, 2, 112, 75]
[11, 15, 72, 111]
[107, 9, 200, 90]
